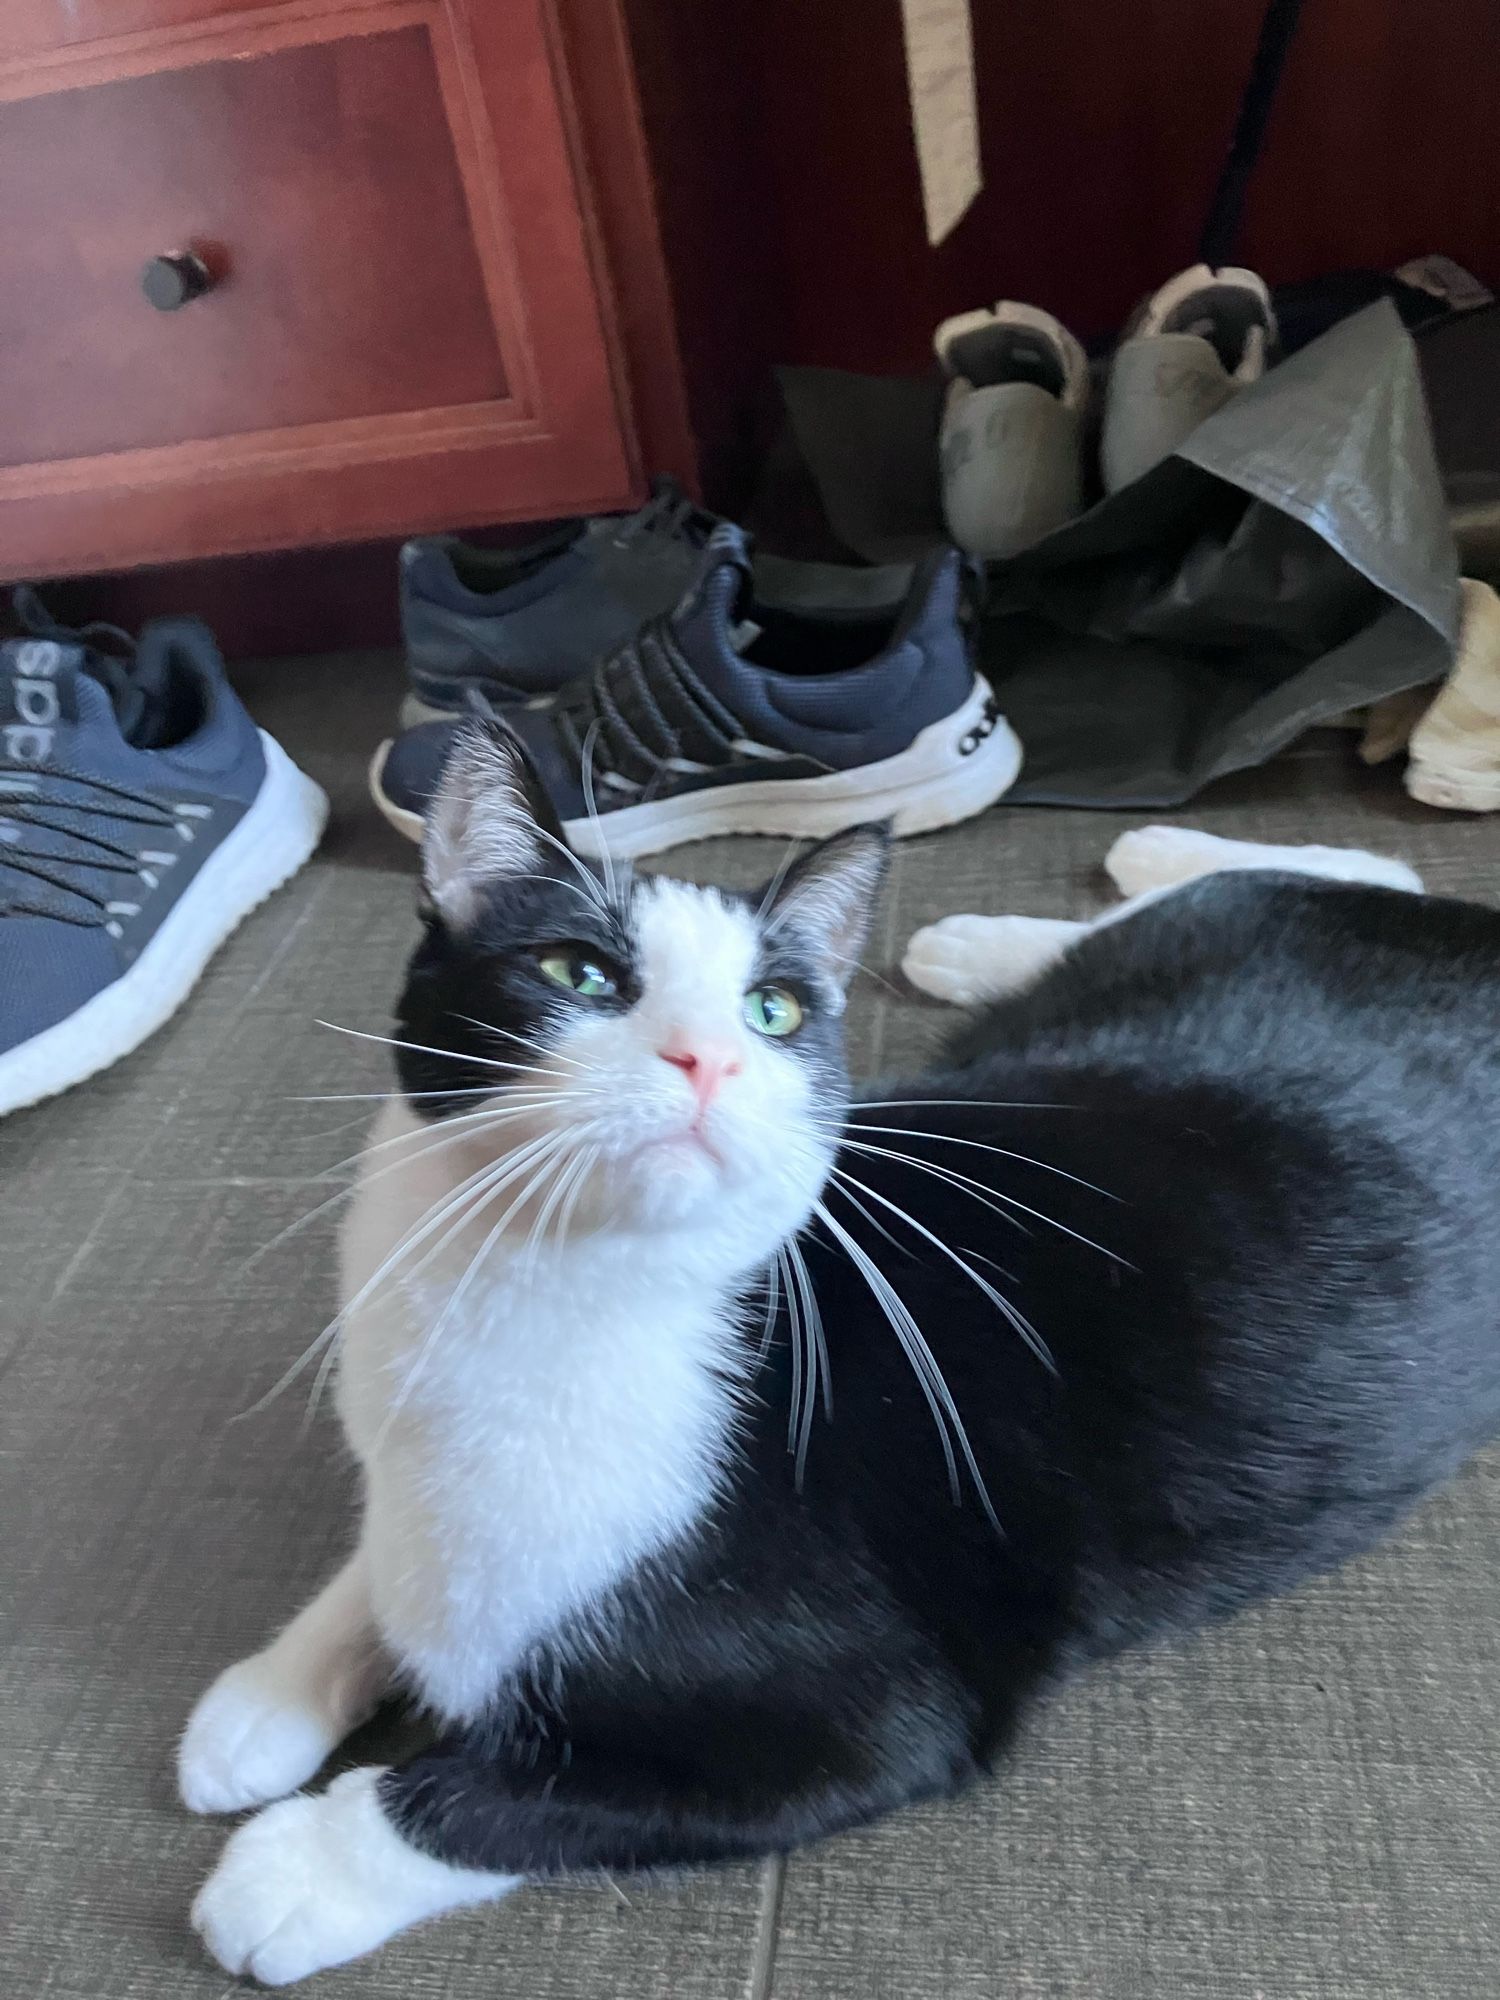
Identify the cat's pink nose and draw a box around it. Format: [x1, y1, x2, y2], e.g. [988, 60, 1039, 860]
[659, 1041, 742, 1108]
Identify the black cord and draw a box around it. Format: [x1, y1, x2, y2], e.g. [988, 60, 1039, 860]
[1198, 0, 1310, 269]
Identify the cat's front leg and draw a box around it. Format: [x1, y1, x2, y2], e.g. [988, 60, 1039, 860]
[190, 1628, 981, 1979]
[178, 1547, 388, 1815]
[191, 1767, 519, 1986]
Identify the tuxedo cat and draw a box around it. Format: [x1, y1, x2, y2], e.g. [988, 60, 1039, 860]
[182, 723, 1500, 1985]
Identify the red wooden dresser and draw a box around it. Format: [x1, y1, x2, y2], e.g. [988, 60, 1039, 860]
[0, 0, 712, 582]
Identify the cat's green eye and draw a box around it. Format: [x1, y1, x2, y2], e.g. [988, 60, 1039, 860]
[538, 950, 618, 999]
[744, 984, 804, 1038]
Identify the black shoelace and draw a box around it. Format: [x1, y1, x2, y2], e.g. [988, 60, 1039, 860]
[0, 766, 197, 930]
[11, 583, 136, 659]
[546, 617, 742, 797]
[608, 477, 723, 554]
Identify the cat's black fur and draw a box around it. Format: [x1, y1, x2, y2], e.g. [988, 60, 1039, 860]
[383, 866, 1500, 1879]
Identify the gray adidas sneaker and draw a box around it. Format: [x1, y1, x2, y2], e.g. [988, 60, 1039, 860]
[371, 527, 1020, 860]
[399, 478, 726, 729]
[935, 302, 1091, 560]
[1101, 264, 1278, 492]
[0, 616, 327, 1116]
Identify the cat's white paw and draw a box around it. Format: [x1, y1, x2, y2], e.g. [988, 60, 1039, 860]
[192, 1772, 401, 1985]
[192, 1769, 517, 1986]
[179, 1656, 357, 1815]
[1105, 825, 1233, 898]
[904, 914, 1082, 1005]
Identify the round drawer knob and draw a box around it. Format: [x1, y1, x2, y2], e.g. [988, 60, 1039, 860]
[141, 252, 214, 312]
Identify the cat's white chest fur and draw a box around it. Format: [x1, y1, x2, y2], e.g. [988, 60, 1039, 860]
[337, 1103, 742, 1722]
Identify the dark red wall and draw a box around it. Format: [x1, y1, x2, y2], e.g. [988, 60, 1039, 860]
[41, 0, 1500, 650]
[739, 0, 1500, 373]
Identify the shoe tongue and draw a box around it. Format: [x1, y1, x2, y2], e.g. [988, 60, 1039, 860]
[0, 636, 159, 762]
[701, 520, 752, 574]
[679, 521, 753, 622]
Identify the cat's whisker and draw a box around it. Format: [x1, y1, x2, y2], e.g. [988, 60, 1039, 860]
[802, 1100, 1121, 1256]
[300, 1307, 348, 1435]
[292, 1088, 526, 1104]
[839, 1144, 1050, 1275]
[297, 1109, 395, 1149]
[580, 721, 624, 914]
[841, 1123, 1120, 1201]
[812, 1195, 1004, 1534]
[349, 1130, 565, 1327]
[239, 1099, 577, 1274]
[374, 1134, 579, 1448]
[829, 1166, 1054, 1375]
[845, 956, 904, 999]
[314, 1018, 560, 1078]
[783, 1241, 805, 1473]
[821, 1176, 1011, 1532]
[802, 1252, 833, 1425]
[292, 1086, 599, 1134]
[953, 1242, 1021, 1286]
[521, 871, 621, 914]
[551, 1145, 599, 1256]
[755, 838, 804, 924]
[288, 1064, 571, 1116]
[294, 1041, 583, 1095]
[447, 1017, 593, 1073]
[237, 1132, 563, 1422]
[852, 1098, 1078, 1115]
[233, 1150, 510, 1423]
[785, 1235, 829, 1485]
[529, 820, 617, 925]
[837, 1138, 1033, 1241]
[837, 1134, 1126, 1265]
[757, 1253, 783, 1365]
[518, 1145, 587, 1288]
[326, 1094, 575, 1169]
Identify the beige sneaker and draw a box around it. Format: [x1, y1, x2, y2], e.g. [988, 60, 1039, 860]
[935, 302, 1090, 560]
[1101, 264, 1277, 492]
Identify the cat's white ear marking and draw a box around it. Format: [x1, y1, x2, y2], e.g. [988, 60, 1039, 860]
[423, 721, 562, 926]
[766, 825, 890, 992]
[191, 1766, 520, 1984]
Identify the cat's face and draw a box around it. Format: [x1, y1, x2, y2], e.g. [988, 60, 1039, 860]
[394, 723, 886, 1264]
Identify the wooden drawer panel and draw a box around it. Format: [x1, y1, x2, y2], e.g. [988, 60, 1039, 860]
[0, 1, 644, 578]
[0, 27, 505, 465]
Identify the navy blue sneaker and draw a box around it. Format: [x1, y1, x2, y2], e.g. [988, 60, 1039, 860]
[0, 611, 327, 1116]
[371, 527, 1019, 860]
[399, 478, 726, 727]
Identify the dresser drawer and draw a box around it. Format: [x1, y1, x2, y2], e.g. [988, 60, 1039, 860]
[0, 2, 643, 576]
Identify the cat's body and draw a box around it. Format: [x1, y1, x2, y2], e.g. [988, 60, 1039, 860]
[182, 732, 1500, 1985]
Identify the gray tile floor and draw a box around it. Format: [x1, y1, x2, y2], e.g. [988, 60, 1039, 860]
[3, 652, 1499, 2000]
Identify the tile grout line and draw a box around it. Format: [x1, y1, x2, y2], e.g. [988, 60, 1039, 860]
[231, 868, 335, 1014]
[745, 1854, 788, 2000]
[38, 873, 336, 1327]
[864, 847, 904, 1082]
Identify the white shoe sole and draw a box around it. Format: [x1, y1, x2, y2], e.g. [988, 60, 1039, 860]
[370, 678, 1022, 861]
[1405, 760, 1500, 813]
[0, 733, 328, 1118]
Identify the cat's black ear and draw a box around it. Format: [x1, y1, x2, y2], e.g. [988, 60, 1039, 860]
[763, 824, 890, 993]
[422, 718, 567, 926]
